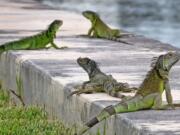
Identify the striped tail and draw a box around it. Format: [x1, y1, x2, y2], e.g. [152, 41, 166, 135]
[75, 95, 147, 135]
[76, 105, 116, 135]
[110, 37, 133, 45]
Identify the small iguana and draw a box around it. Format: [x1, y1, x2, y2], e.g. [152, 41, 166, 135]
[0, 20, 66, 53]
[74, 52, 180, 135]
[69, 57, 136, 98]
[82, 10, 132, 45]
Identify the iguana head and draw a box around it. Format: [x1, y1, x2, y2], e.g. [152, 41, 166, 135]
[77, 57, 101, 78]
[157, 52, 179, 71]
[82, 11, 99, 21]
[154, 52, 180, 73]
[48, 20, 63, 33]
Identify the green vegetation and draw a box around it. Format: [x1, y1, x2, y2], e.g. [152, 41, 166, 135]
[0, 89, 75, 135]
[15, 75, 24, 106]
[0, 89, 106, 135]
[0, 89, 9, 107]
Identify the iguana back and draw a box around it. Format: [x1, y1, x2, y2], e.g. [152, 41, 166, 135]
[136, 68, 164, 96]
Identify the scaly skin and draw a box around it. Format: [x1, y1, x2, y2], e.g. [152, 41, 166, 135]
[0, 20, 66, 53]
[82, 11, 132, 44]
[69, 57, 136, 98]
[75, 52, 180, 135]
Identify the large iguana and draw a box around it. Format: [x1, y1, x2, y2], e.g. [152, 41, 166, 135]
[74, 52, 180, 135]
[0, 20, 66, 53]
[69, 57, 136, 98]
[82, 10, 132, 45]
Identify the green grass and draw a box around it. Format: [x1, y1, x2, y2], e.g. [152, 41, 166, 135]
[0, 89, 106, 135]
[0, 107, 46, 120]
[0, 89, 75, 135]
[0, 89, 9, 107]
[0, 119, 74, 135]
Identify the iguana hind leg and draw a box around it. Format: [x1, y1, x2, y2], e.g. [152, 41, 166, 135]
[88, 27, 94, 36]
[103, 81, 135, 98]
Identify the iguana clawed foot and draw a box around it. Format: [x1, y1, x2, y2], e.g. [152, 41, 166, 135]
[152, 104, 175, 110]
[57, 46, 68, 49]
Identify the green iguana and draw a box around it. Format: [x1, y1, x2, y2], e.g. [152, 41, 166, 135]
[0, 20, 66, 53]
[82, 10, 132, 45]
[69, 57, 136, 98]
[74, 52, 180, 135]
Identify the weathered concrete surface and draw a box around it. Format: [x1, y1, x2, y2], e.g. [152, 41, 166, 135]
[0, 0, 180, 135]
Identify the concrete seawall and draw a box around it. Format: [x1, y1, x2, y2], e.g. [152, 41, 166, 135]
[1, 0, 180, 135]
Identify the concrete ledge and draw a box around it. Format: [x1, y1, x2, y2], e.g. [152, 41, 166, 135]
[1, 0, 180, 135]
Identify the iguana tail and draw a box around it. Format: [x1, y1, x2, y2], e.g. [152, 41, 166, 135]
[75, 95, 151, 135]
[109, 37, 133, 45]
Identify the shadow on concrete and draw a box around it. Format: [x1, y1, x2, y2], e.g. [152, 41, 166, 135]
[0, 30, 41, 34]
[8, 0, 36, 4]
[21, 5, 58, 10]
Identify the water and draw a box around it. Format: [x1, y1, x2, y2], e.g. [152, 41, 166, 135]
[41, 0, 180, 48]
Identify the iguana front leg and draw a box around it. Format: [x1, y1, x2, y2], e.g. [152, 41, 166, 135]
[151, 92, 174, 110]
[68, 83, 102, 97]
[51, 41, 60, 49]
[88, 27, 94, 36]
[45, 46, 51, 49]
[68, 89, 93, 97]
[164, 79, 174, 109]
[82, 81, 91, 89]
[70, 88, 96, 96]
[151, 79, 175, 110]
[88, 18, 97, 36]
[51, 41, 67, 49]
